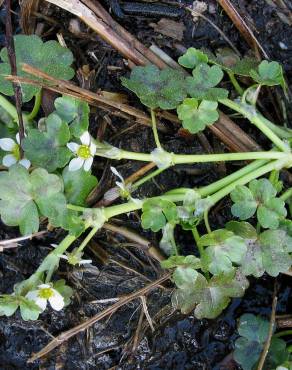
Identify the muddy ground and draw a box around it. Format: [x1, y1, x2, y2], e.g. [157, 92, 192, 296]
[0, 0, 292, 369]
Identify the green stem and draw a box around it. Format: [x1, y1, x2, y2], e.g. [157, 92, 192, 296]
[219, 98, 288, 152]
[132, 166, 167, 190]
[204, 210, 211, 234]
[261, 115, 292, 140]
[210, 158, 289, 205]
[0, 94, 29, 125]
[0, 94, 19, 121]
[227, 72, 244, 96]
[274, 329, 292, 338]
[77, 226, 99, 253]
[27, 91, 42, 121]
[192, 227, 200, 243]
[104, 193, 186, 220]
[116, 149, 288, 164]
[199, 159, 268, 197]
[280, 187, 292, 202]
[150, 109, 161, 148]
[191, 227, 209, 279]
[67, 204, 87, 212]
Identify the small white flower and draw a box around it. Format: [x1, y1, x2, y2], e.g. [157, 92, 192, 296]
[110, 166, 130, 197]
[58, 247, 92, 266]
[25, 283, 64, 312]
[67, 131, 96, 172]
[0, 133, 30, 169]
[110, 166, 142, 206]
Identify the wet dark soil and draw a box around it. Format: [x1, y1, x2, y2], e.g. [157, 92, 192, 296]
[0, 0, 292, 369]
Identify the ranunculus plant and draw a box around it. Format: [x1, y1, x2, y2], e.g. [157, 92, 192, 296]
[0, 35, 291, 320]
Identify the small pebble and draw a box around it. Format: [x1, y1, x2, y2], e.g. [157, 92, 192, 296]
[279, 41, 288, 50]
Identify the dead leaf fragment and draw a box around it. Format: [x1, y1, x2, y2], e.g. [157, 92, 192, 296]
[149, 18, 186, 41]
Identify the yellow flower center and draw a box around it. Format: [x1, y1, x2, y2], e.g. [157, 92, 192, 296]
[12, 144, 20, 160]
[38, 287, 54, 299]
[77, 145, 91, 159]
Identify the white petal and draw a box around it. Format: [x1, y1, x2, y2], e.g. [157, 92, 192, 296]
[80, 131, 90, 145]
[116, 181, 125, 191]
[16, 133, 20, 144]
[49, 290, 64, 311]
[78, 259, 92, 265]
[67, 142, 80, 153]
[83, 157, 93, 171]
[19, 158, 31, 169]
[35, 297, 47, 311]
[3, 154, 17, 167]
[25, 290, 39, 301]
[90, 142, 96, 156]
[51, 244, 58, 248]
[0, 138, 16, 151]
[110, 166, 124, 182]
[68, 157, 84, 171]
[38, 284, 51, 289]
[59, 255, 68, 260]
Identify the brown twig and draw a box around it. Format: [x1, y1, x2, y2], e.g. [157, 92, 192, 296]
[28, 272, 171, 362]
[103, 222, 164, 261]
[217, 0, 268, 59]
[43, 0, 261, 153]
[0, 230, 47, 248]
[132, 306, 144, 353]
[257, 284, 278, 370]
[7, 64, 260, 153]
[140, 295, 155, 332]
[45, 0, 150, 66]
[5, 0, 25, 151]
[187, 7, 240, 56]
[6, 65, 169, 132]
[82, 0, 167, 69]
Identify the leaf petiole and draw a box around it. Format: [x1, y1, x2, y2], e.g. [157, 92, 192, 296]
[150, 109, 162, 149]
[219, 98, 289, 152]
[227, 71, 244, 96]
[27, 91, 42, 121]
[110, 148, 289, 164]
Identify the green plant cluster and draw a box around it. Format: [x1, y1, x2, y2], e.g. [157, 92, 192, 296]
[0, 36, 291, 322]
[234, 313, 292, 370]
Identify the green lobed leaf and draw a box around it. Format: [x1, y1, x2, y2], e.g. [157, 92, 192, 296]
[230, 185, 257, 220]
[172, 270, 249, 318]
[159, 222, 178, 256]
[226, 221, 258, 239]
[0, 295, 19, 316]
[19, 297, 41, 321]
[199, 229, 247, 275]
[62, 166, 98, 206]
[206, 48, 259, 76]
[173, 266, 198, 290]
[178, 48, 208, 69]
[0, 35, 74, 102]
[266, 338, 290, 369]
[177, 98, 219, 133]
[141, 198, 177, 232]
[23, 112, 71, 172]
[161, 255, 201, 269]
[249, 60, 286, 91]
[121, 65, 187, 109]
[234, 313, 270, 370]
[229, 222, 292, 277]
[234, 314, 289, 370]
[231, 179, 286, 229]
[54, 96, 89, 138]
[0, 165, 67, 235]
[257, 197, 287, 229]
[186, 63, 228, 101]
[53, 279, 73, 306]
